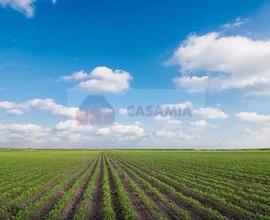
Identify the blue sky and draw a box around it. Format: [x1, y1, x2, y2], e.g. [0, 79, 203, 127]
[0, 0, 270, 148]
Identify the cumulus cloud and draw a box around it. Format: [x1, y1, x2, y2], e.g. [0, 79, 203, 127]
[0, 122, 45, 134]
[52, 120, 94, 143]
[0, 98, 79, 118]
[97, 123, 145, 142]
[170, 32, 270, 95]
[27, 99, 78, 118]
[0, 122, 50, 145]
[193, 107, 227, 119]
[0, 120, 147, 148]
[154, 115, 182, 127]
[190, 120, 208, 127]
[63, 66, 132, 93]
[235, 112, 270, 123]
[55, 121, 145, 145]
[0, 0, 57, 18]
[154, 130, 176, 139]
[0, 0, 34, 18]
[62, 70, 89, 82]
[0, 121, 91, 146]
[158, 101, 226, 120]
[173, 76, 209, 93]
[154, 129, 195, 140]
[0, 101, 28, 115]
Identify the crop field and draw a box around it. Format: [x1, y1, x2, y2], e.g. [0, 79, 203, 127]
[0, 150, 270, 220]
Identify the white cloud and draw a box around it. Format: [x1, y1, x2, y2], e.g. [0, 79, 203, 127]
[190, 120, 208, 127]
[173, 76, 209, 93]
[55, 120, 79, 131]
[234, 126, 270, 148]
[158, 101, 226, 120]
[223, 17, 245, 29]
[0, 0, 34, 18]
[0, 98, 79, 118]
[0, 120, 146, 148]
[171, 32, 270, 95]
[235, 112, 270, 123]
[52, 120, 94, 144]
[63, 66, 132, 93]
[79, 67, 132, 93]
[193, 107, 227, 119]
[0, 122, 44, 133]
[0, 0, 57, 18]
[62, 70, 89, 82]
[28, 99, 78, 118]
[118, 108, 129, 116]
[154, 129, 195, 140]
[0, 116, 264, 149]
[97, 123, 145, 142]
[154, 130, 176, 139]
[0, 101, 27, 115]
[54, 120, 92, 132]
[0, 121, 93, 146]
[154, 115, 182, 127]
[0, 122, 50, 145]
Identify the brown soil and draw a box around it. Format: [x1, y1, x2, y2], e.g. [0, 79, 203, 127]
[109, 157, 155, 220]
[114, 156, 251, 220]
[123, 166, 180, 220]
[86, 156, 103, 220]
[105, 156, 124, 220]
[59, 158, 99, 220]
[112, 156, 202, 220]
[28, 164, 90, 220]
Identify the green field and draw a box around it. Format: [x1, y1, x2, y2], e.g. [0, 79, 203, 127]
[0, 150, 270, 220]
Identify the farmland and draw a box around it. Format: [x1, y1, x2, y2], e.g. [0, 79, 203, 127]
[0, 150, 270, 220]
